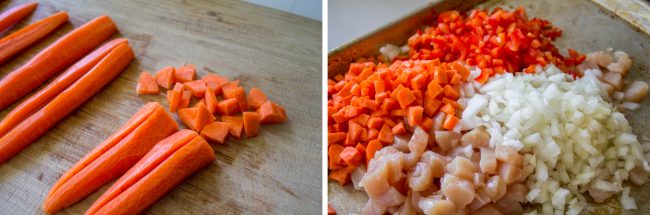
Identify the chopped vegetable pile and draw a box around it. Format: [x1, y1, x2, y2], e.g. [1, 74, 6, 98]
[329, 7, 650, 215]
[138, 64, 288, 143]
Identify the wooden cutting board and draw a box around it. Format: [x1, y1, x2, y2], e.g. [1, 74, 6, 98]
[0, 0, 321, 214]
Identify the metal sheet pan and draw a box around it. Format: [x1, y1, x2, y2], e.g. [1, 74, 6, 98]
[327, 0, 650, 214]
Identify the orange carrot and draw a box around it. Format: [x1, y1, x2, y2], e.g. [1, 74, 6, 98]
[0, 2, 38, 33]
[179, 90, 192, 109]
[243, 112, 260, 138]
[0, 11, 68, 64]
[0, 15, 117, 110]
[257, 100, 287, 124]
[328, 132, 346, 144]
[0, 43, 134, 165]
[85, 130, 215, 215]
[365, 139, 383, 163]
[407, 106, 423, 126]
[175, 64, 195, 82]
[200, 121, 229, 144]
[247, 87, 268, 110]
[328, 144, 345, 165]
[184, 80, 206, 98]
[229, 87, 247, 111]
[204, 86, 218, 114]
[136, 71, 159, 95]
[169, 83, 183, 112]
[221, 115, 243, 138]
[154, 66, 175, 89]
[392, 122, 406, 135]
[443, 114, 459, 130]
[42, 102, 177, 214]
[0, 38, 127, 138]
[202, 74, 228, 94]
[221, 80, 240, 96]
[340, 146, 362, 166]
[177, 107, 197, 130]
[194, 103, 213, 131]
[217, 98, 238, 116]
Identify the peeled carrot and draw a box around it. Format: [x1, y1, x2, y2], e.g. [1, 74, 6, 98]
[0, 43, 134, 165]
[0, 11, 68, 64]
[154, 66, 175, 89]
[443, 114, 459, 130]
[0, 38, 127, 138]
[340, 146, 361, 166]
[257, 100, 287, 124]
[202, 74, 228, 94]
[200, 121, 229, 144]
[204, 86, 218, 114]
[179, 90, 192, 109]
[194, 103, 213, 131]
[42, 102, 177, 214]
[221, 115, 243, 138]
[175, 64, 195, 82]
[221, 80, 240, 97]
[0, 15, 117, 110]
[365, 139, 383, 163]
[0, 2, 38, 33]
[136, 71, 159, 95]
[169, 83, 183, 112]
[247, 87, 268, 110]
[230, 87, 247, 111]
[217, 98, 238, 115]
[184, 80, 206, 98]
[85, 130, 215, 215]
[243, 112, 260, 138]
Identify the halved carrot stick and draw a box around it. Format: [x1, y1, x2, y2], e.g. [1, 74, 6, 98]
[0, 43, 133, 165]
[0, 2, 38, 33]
[0, 11, 68, 64]
[85, 130, 215, 215]
[42, 102, 178, 214]
[0, 15, 117, 110]
[221, 115, 243, 138]
[0, 38, 127, 138]
[243, 112, 260, 138]
[169, 83, 183, 112]
[136, 71, 159, 95]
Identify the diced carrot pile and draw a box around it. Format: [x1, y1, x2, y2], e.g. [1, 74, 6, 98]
[327, 60, 467, 184]
[137, 64, 288, 144]
[405, 7, 586, 77]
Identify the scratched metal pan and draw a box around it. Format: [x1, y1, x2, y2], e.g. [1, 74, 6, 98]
[327, 0, 650, 214]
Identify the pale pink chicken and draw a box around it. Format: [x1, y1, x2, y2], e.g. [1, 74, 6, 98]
[499, 162, 522, 184]
[586, 51, 613, 67]
[473, 205, 504, 215]
[495, 145, 523, 168]
[629, 164, 649, 186]
[442, 174, 476, 208]
[623, 81, 649, 102]
[461, 128, 490, 148]
[434, 130, 461, 152]
[418, 196, 456, 215]
[480, 147, 498, 174]
[447, 156, 476, 180]
[607, 51, 632, 75]
[485, 176, 506, 201]
[602, 71, 624, 90]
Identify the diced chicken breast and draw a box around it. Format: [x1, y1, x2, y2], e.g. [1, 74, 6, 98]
[375, 187, 406, 207]
[434, 130, 462, 152]
[588, 185, 614, 203]
[629, 164, 649, 186]
[408, 162, 434, 191]
[409, 126, 429, 156]
[461, 128, 490, 148]
[486, 176, 506, 202]
[607, 51, 632, 75]
[397, 192, 417, 215]
[505, 183, 527, 202]
[422, 151, 446, 178]
[586, 51, 613, 67]
[498, 162, 522, 185]
[495, 145, 522, 168]
[493, 195, 524, 215]
[362, 199, 386, 215]
[419, 196, 456, 215]
[623, 81, 648, 102]
[473, 205, 504, 215]
[447, 156, 476, 180]
[393, 134, 411, 152]
[480, 147, 498, 174]
[442, 174, 476, 208]
[602, 72, 624, 90]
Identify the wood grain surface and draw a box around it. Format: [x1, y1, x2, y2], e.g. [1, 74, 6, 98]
[327, 0, 650, 214]
[0, 0, 321, 214]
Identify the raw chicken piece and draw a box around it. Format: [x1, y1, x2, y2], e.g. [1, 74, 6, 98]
[473, 205, 503, 215]
[495, 145, 523, 167]
[623, 81, 649, 102]
[422, 151, 446, 178]
[493, 194, 524, 215]
[504, 183, 527, 202]
[447, 156, 476, 180]
[362, 199, 386, 215]
[588, 185, 614, 203]
[418, 195, 456, 215]
[397, 192, 417, 215]
[461, 127, 490, 148]
[607, 51, 632, 75]
[409, 126, 429, 156]
[498, 162, 522, 184]
[602, 72, 624, 90]
[485, 176, 506, 201]
[480, 147, 498, 174]
[586, 51, 613, 67]
[442, 174, 476, 208]
[393, 135, 411, 152]
[408, 161, 434, 191]
[434, 130, 461, 152]
[375, 187, 406, 207]
[628, 164, 649, 186]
